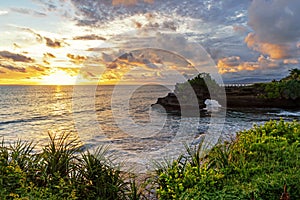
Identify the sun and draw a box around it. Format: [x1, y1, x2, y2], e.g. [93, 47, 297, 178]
[40, 69, 77, 85]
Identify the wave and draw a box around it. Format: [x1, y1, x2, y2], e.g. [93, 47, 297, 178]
[0, 112, 73, 126]
[274, 111, 300, 117]
[0, 115, 51, 125]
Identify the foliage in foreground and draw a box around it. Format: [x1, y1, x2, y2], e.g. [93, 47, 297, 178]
[156, 120, 300, 200]
[0, 132, 142, 200]
[0, 120, 299, 199]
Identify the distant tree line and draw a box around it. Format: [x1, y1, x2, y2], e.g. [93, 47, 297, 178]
[256, 68, 300, 100]
[176, 69, 300, 100]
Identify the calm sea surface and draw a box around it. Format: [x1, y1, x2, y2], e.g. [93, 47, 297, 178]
[0, 85, 299, 171]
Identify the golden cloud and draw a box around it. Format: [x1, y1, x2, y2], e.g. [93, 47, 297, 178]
[67, 53, 87, 64]
[0, 51, 34, 63]
[217, 56, 258, 74]
[217, 54, 284, 74]
[44, 53, 56, 59]
[283, 59, 298, 64]
[245, 33, 289, 59]
[57, 67, 80, 76]
[0, 62, 51, 84]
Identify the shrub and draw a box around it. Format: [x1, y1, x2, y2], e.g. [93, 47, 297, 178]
[0, 133, 138, 199]
[156, 120, 300, 200]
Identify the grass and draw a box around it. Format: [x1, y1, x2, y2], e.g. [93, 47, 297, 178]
[156, 119, 300, 200]
[0, 119, 299, 199]
[0, 132, 140, 199]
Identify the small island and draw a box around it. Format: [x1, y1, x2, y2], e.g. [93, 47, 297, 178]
[152, 69, 300, 112]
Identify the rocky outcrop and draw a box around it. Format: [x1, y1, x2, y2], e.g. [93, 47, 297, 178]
[152, 84, 300, 113]
[225, 85, 300, 108]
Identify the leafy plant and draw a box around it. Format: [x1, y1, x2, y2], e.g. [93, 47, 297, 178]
[0, 120, 299, 199]
[258, 69, 300, 100]
[76, 146, 127, 199]
[155, 120, 300, 199]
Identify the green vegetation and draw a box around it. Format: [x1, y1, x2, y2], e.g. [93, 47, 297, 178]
[174, 73, 221, 95]
[175, 69, 300, 101]
[156, 120, 300, 199]
[256, 69, 300, 100]
[0, 120, 299, 199]
[0, 132, 142, 199]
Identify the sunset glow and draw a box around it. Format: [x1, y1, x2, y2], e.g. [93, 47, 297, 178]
[0, 0, 299, 85]
[40, 70, 77, 85]
[0, 1, 300, 197]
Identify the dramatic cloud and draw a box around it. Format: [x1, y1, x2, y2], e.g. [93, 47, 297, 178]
[0, 64, 26, 73]
[67, 53, 87, 64]
[10, 7, 46, 17]
[97, 47, 197, 84]
[45, 37, 65, 48]
[218, 56, 257, 74]
[19, 27, 44, 43]
[217, 55, 282, 74]
[33, 0, 57, 11]
[0, 51, 34, 62]
[246, 0, 300, 59]
[112, 0, 154, 6]
[283, 59, 298, 64]
[2, 0, 299, 84]
[248, 0, 300, 44]
[0, 10, 8, 15]
[43, 53, 56, 59]
[29, 65, 48, 72]
[232, 25, 248, 34]
[13, 43, 21, 49]
[245, 33, 290, 59]
[70, 0, 249, 26]
[15, 27, 66, 48]
[0, 62, 52, 84]
[57, 67, 80, 76]
[73, 34, 106, 40]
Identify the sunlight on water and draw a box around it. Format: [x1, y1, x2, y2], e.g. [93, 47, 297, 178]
[0, 85, 299, 171]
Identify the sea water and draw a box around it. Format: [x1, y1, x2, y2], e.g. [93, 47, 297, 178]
[0, 85, 299, 172]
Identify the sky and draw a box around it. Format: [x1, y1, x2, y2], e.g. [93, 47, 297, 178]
[0, 0, 299, 85]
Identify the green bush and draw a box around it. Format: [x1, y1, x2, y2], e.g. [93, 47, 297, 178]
[156, 120, 300, 200]
[0, 133, 139, 199]
[259, 69, 300, 100]
[1, 120, 299, 199]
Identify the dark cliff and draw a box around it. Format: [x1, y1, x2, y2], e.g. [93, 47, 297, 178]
[152, 70, 300, 112]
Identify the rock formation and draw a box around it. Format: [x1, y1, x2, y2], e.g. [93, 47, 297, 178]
[152, 70, 300, 113]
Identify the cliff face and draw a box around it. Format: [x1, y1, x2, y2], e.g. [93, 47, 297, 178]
[152, 72, 300, 112]
[153, 85, 300, 113]
[225, 85, 300, 108]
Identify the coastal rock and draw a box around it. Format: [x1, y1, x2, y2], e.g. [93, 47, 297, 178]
[152, 85, 300, 113]
[152, 71, 300, 113]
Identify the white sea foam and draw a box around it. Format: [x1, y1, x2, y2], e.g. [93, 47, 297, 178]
[204, 99, 222, 112]
[275, 111, 300, 117]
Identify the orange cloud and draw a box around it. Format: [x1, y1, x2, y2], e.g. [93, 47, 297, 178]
[217, 54, 284, 74]
[283, 59, 298, 64]
[67, 53, 87, 64]
[73, 34, 106, 41]
[45, 37, 65, 48]
[245, 33, 289, 59]
[58, 67, 80, 76]
[0, 63, 51, 84]
[217, 56, 258, 74]
[0, 51, 34, 62]
[44, 53, 56, 59]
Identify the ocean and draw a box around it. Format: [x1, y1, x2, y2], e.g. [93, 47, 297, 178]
[0, 85, 299, 172]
